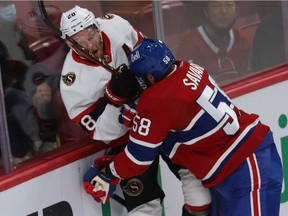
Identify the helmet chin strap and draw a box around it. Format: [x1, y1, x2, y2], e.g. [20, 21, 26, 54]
[99, 30, 104, 50]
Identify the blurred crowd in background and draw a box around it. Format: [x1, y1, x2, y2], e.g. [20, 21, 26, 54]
[0, 1, 286, 167]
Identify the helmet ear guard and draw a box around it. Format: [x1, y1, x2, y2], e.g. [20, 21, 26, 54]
[128, 38, 175, 86]
[60, 5, 99, 39]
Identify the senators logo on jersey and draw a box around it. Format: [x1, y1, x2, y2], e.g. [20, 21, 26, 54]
[62, 72, 76, 86]
[122, 178, 143, 197]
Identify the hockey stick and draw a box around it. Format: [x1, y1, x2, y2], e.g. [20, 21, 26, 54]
[37, 0, 121, 76]
[111, 193, 126, 206]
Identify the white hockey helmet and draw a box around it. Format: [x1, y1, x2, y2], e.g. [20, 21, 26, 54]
[60, 5, 99, 39]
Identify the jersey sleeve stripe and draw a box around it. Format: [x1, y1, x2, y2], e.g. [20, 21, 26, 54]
[130, 136, 162, 148]
[168, 112, 231, 158]
[124, 146, 154, 165]
[183, 109, 205, 131]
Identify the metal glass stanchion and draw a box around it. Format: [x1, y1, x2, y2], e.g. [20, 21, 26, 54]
[0, 67, 13, 173]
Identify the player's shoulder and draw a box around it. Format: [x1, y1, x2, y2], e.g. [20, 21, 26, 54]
[96, 13, 133, 37]
[96, 13, 129, 26]
[137, 84, 166, 113]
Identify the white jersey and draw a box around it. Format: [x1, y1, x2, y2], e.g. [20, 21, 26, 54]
[60, 14, 143, 143]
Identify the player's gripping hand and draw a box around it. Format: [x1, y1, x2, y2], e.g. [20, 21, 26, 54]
[83, 156, 115, 202]
[104, 64, 140, 107]
[90, 171, 120, 203]
[118, 102, 137, 128]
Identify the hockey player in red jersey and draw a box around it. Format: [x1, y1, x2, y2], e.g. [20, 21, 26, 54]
[59, 6, 165, 216]
[90, 38, 283, 216]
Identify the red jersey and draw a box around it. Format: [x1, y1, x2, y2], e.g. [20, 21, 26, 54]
[111, 61, 269, 187]
[176, 25, 251, 80]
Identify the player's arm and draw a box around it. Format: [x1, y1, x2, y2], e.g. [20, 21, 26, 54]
[71, 99, 130, 143]
[87, 103, 170, 203]
[110, 100, 171, 179]
[82, 138, 159, 204]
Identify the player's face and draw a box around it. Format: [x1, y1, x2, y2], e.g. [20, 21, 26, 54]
[72, 26, 104, 58]
[205, 1, 238, 29]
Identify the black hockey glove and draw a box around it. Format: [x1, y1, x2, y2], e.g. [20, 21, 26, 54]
[104, 64, 140, 107]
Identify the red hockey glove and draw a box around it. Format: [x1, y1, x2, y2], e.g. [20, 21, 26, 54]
[95, 155, 114, 169]
[118, 102, 137, 128]
[83, 155, 115, 202]
[90, 171, 120, 203]
[104, 64, 140, 107]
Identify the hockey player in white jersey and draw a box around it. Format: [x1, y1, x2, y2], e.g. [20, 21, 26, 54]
[59, 5, 165, 216]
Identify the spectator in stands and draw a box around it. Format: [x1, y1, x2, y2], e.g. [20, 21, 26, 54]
[0, 1, 16, 23]
[2, 60, 41, 163]
[0, 1, 27, 62]
[251, 7, 285, 72]
[16, 5, 68, 153]
[0, 41, 36, 163]
[176, 0, 251, 85]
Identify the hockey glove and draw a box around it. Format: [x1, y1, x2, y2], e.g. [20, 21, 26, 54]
[90, 171, 120, 203]
[104, 64, 140, 107]
[118, 102, 137, 128]
[83, 156, 115, 202]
